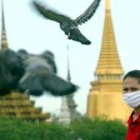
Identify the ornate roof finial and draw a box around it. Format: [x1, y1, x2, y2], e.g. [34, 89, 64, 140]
[67, 45, 71, 82]
[1, 0, 8, 51]
[95, 0, 123, 77]
[106, 0, 111, 11]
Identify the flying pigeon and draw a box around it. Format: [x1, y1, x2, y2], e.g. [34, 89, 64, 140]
[32, 0, 101, 45]
[0, 49, 78, 96]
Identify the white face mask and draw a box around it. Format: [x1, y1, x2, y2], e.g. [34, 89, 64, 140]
[123, 90, 140, 108]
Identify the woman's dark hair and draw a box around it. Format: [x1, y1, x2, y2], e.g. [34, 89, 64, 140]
[123, 70, 140, 84]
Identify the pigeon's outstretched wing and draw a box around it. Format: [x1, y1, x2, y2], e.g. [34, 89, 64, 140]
[0, 49, 24, 95]
[33, 1, 71, 23]
[0, 51, 14, 94]
[74, 0, 101, 25]
[42, 74, 78, 96]
[18, 68, 78, 96]
[4, 49, 25, 79]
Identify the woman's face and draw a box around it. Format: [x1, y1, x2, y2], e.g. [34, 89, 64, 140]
[123, 77, 140, 94]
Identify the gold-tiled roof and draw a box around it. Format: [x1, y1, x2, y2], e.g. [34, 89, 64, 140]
[0, 92, 50, 121]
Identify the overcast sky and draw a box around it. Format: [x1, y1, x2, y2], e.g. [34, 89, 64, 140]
[1, 0, 140, 115]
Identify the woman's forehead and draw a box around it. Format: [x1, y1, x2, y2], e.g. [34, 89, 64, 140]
[123, 77, 139, 85]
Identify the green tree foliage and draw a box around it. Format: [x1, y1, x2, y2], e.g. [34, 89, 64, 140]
[69, 116, 127, 140]
[0, 116, 127, 140]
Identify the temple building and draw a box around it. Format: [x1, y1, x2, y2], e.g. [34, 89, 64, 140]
[86, 0, 132, 122]
[58, 45, 81, 124]
[0, 0, 50, 121]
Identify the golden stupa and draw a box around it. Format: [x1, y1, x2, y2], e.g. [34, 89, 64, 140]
[86, 0, 132, 122]
[0, 0, 50, 121]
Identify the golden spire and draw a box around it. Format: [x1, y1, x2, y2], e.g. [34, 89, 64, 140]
[66, 45, 71, 82]
[95, 0, 123, 78]
[87, 0, 131, 123]
[1, 0, 8, 51]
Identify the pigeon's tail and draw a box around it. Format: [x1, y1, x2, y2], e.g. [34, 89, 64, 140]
[68, 28, 91, 45]
[18, 71, 78, 96]
[42, 74, 79, 96]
